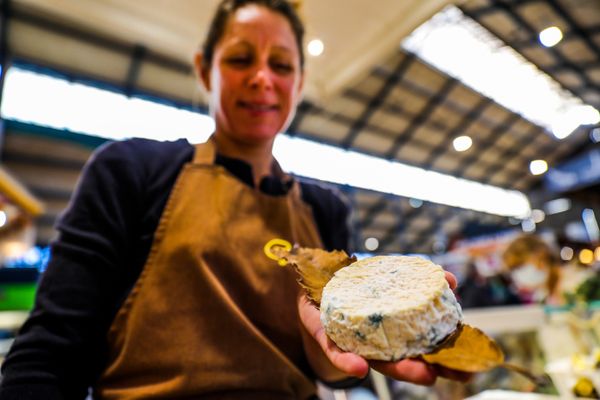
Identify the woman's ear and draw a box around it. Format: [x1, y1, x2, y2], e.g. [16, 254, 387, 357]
[194, 52, 211, 91]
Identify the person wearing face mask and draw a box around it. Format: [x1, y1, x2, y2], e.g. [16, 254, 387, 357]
[502, 235, 562, 305]
[0, 1, 469, 399]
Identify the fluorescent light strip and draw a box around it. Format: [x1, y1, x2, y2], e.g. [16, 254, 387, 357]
[544, 198, 571, 215]
[2, 66, 531, 218]
[274, 135, 530, 218]
[402, 6, 599, 139]
[1, 68, 215, 144]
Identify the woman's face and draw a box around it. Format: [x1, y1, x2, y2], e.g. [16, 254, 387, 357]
[201, 5, 304, 145]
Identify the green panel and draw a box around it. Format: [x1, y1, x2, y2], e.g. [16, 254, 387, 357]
[0, 283, 37, 311]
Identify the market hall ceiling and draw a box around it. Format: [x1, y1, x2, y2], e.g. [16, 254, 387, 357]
[2, 0, 600, 254]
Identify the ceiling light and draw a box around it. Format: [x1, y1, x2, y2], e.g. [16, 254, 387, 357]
[539, 26, 563, 47]
[579, 248, 594, 264]
[521, 218, 536, 233]
[531, 209, 545, 223]
[551, 105, 600, 139]
[273, 136, 531, 218]
[365, 237, 379, 251]
[307, 39, 324, 57]
[409, 198, 423, 208]
[544, 198, 571, 215]
[589, 127, 600, 143]
[529, 159, 548, 175]
[1, 67, 532, 219]
[402, 6, 600, 140]
[0, 211, 6, 228]
[1, 67, 215, 144]
[453, 135, 472, 152]
[582, 208, 600, 242]
[560, 246, 574, 261]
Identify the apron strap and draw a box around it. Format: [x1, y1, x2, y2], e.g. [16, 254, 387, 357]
[272, 158, 304, 201]
[289, 178, 303, 201]
[193, 137, 217, 165]
[193, 137, 302, 201]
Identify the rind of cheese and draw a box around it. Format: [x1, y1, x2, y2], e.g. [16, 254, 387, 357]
[320, 256, 462, 361]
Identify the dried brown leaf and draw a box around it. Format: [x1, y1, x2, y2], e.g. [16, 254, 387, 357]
[421, 324, 504, 373]
[273, 246, 356, 306]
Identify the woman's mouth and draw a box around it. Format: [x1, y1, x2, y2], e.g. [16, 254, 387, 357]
[238, 101, 279, 113]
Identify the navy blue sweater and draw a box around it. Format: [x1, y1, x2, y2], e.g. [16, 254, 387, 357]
[0, 138, 351, 399]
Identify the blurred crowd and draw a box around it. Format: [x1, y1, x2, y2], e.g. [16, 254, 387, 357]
[456, 234, 599, 309]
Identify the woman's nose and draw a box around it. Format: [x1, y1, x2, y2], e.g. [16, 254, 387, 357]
[248, 66, 273, 90]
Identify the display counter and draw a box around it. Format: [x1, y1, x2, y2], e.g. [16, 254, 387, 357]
[379, 303, 600, 399]
[464, 304, 600, 399]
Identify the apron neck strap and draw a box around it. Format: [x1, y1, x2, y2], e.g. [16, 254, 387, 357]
[193, 137, 217, 165]
[192, 137, 301, 199]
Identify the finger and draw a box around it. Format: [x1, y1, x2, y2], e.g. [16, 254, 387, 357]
[318, 329, 370, 378]
[297, 295, 369, 378]
[369, 358, 438, 386]
[434, 365, 473, 383]
[444, 271, 457, 290]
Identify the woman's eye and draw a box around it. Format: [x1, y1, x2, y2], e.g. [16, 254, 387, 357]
[226, 57, 251, 67]
[271, 62, 293, 73]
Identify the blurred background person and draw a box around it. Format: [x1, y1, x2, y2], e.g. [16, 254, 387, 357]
[457, 259, 521, 308]
[502, 234, 562, 305]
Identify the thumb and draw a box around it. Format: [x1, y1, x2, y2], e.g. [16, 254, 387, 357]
[298, 294, 369, 378]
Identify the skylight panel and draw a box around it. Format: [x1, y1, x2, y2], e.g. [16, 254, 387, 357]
[402, 6, 599, 139]
[274, 135, 530, 218]
[1, 67, 215, 143]
[1, 66, 531, 218]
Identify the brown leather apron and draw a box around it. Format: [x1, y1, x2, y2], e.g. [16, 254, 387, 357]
[94, 139, 324, 399]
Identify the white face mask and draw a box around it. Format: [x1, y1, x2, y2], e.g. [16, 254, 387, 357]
[511, 263, 548, 290]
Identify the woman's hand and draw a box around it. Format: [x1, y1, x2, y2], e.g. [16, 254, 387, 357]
[298, 294, 370, 380]
[297, 271, 471, 385]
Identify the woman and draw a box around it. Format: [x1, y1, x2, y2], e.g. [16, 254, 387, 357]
[502, 234, 562, 305]
[0, 1, 465, 398]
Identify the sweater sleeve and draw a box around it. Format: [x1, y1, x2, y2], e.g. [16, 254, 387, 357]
[0, 140, 146, 400]
[300, 181, 353, 253]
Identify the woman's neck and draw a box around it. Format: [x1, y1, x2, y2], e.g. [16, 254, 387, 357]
[213, 133, 275, 186]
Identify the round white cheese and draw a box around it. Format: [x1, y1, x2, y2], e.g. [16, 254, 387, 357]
[320, 255, 462, 361]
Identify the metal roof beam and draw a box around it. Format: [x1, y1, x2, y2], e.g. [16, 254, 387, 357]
[377, 206, 422, 251]
[402, 209, 455, 254]
[370, 66, 529, 152]
[545, 0, 600, 63]
[385, 77, 457, 158]
[344, 87, 450, 135]
[420, 97, 492, 170]
[124, 44, 146, 97]
[8, 7, 191, 75]
[341, 53, 414, 149]
[2, 152, 86, 170]
[478, 124, 540, 184]
[358, 194, 393, 231]
[462, 3, 597, 94]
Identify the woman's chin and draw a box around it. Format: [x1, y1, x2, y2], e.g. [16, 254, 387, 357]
[234, 129, 281, 144]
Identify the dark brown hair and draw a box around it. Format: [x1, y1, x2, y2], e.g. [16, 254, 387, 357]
[201, 0, 305, 71]
[503, 234, 560, 294]
[502, 234, 559, 270]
